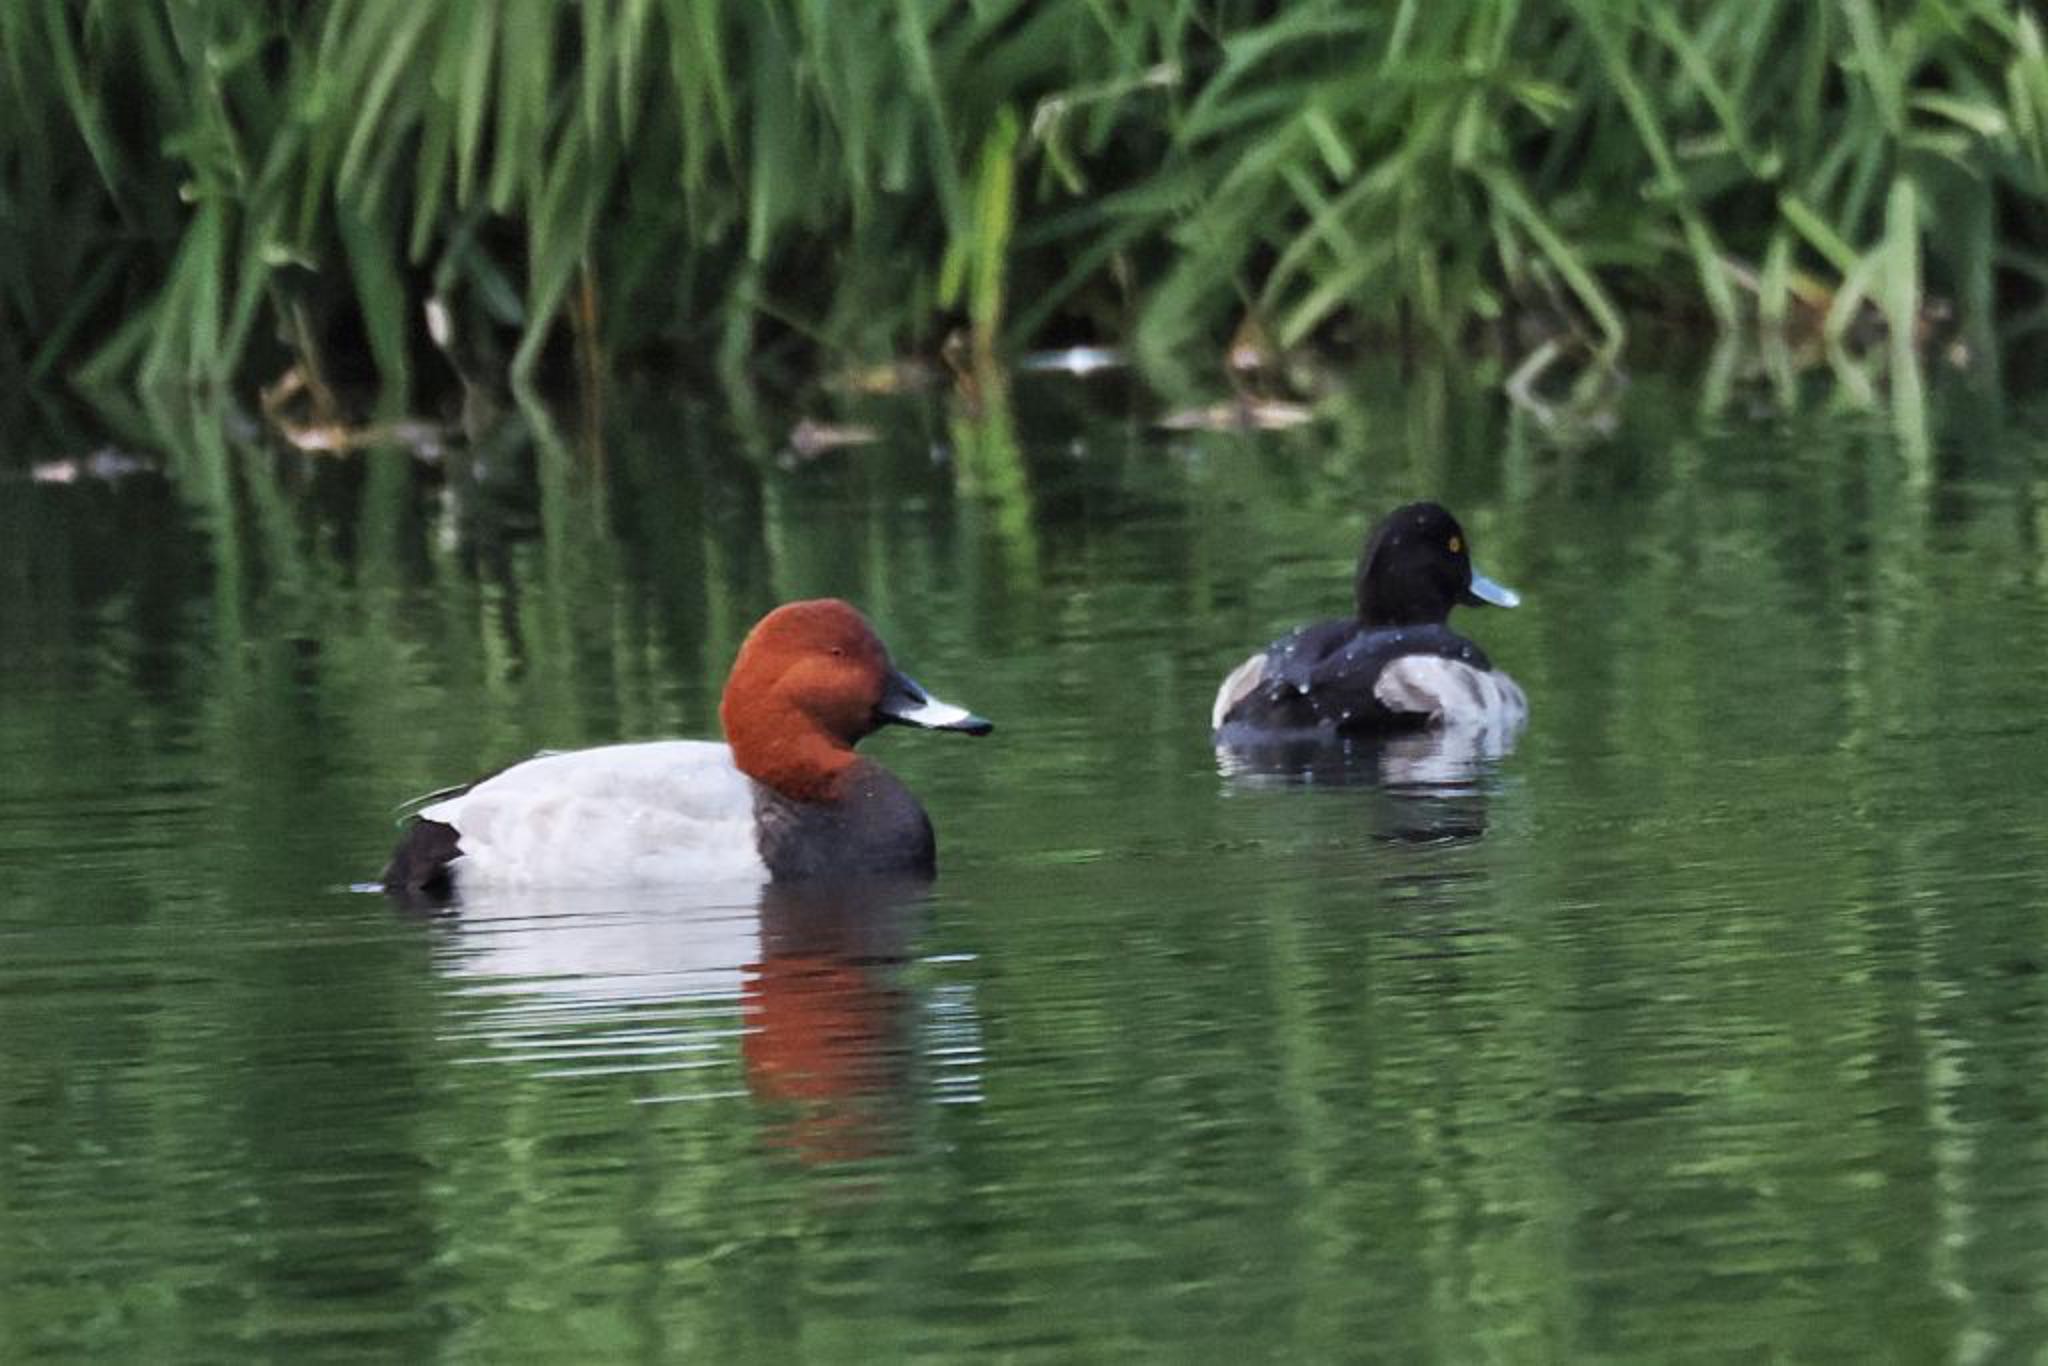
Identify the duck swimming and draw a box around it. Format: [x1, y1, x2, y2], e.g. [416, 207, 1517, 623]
[382, 599, 991, 895]
[1211, 501, 1527, 738]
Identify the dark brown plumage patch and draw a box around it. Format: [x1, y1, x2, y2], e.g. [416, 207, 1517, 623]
[752, 759, 936, 879]
[381, 818, 463, 899]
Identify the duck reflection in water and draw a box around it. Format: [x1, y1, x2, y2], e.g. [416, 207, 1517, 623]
[411, 874, 952, 1166]
[744, 877, 937, 1165]
[1214, 722, 1519, 845]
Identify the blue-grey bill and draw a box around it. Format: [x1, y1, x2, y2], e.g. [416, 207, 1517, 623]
[1467, 569, 1521, 609]
[879, 668, 994, 734]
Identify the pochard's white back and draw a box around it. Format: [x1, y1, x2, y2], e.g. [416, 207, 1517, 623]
[413, 742, 768, 888]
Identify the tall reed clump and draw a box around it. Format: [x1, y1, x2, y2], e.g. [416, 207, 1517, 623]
[4, 0, 2048, 398]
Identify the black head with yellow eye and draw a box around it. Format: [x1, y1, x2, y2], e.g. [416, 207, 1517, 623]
[1353, 501, 1521, 627]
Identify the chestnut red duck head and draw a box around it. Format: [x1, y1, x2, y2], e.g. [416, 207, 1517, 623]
[720, 599, 991, 803]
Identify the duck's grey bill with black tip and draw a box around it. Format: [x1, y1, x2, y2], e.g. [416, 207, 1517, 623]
[1465, 569, 1521, 609]
[878, 667, 994, 734]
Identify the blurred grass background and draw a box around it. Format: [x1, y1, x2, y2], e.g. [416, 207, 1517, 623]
[6, 0, 2048, 403]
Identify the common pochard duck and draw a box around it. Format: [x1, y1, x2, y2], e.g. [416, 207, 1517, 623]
[382, 599, 990, 894]
[1212, 501, 1527, 737]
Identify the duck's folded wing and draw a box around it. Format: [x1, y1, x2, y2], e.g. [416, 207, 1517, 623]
[1212, 619, 1356, 728]
[1370, 655, 1528, 728]
[419, 741, 770, 887]
[1302, 626, 1518, 728]
[1211, 650, 1271, 730]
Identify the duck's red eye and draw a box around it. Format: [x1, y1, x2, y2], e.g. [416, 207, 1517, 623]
[830, 646, 847, 658]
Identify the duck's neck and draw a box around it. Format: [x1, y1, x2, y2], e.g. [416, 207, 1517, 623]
[1358, 603, 1446, 629]
[724, 702, 859, 803]
[1356, 576, 1454, 628]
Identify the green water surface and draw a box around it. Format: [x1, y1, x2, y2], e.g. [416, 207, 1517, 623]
[4, 372, 2048, 1362]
